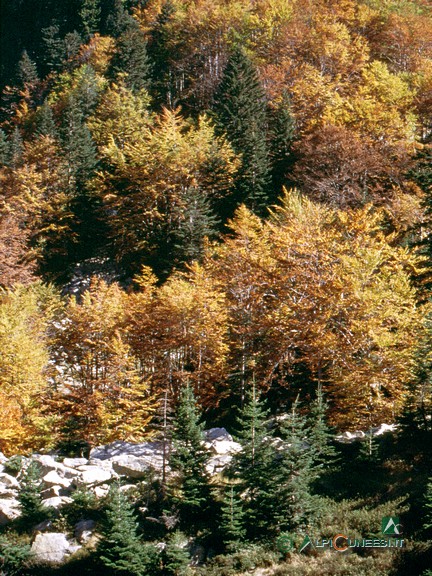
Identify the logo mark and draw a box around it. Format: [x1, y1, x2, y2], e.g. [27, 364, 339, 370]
[299, 534, 314, 553]
[382, 516, 402, 535]
[276, 534, 293, 554]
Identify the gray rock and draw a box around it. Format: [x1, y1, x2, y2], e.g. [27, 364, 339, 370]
[90, 440, 164, 461]
[42, 471, 72, 489]
[41, 486, 62, 499]
[0, 498, 20, 525]
[32, 455, 59, 475]
[75, 466, 113, 486]
[0, 473, 20, 489]
[63, 458, 88, 468]
[31, 533, 80, 564]
[208, 440, 242, 455]
[42, 496, 73, 509]
[93, 484, 110, 498]
[111, 455, 151, 478]
[204, 428, 233, 442]
[74, 519, 96, 543]
[0, 452, 7, 463]
[0, 486, 18, 499]
[206, 454, 233, 475]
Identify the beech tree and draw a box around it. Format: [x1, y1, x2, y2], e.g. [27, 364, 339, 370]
[51, 279, 155, 450]
[0, 283, 58, 455]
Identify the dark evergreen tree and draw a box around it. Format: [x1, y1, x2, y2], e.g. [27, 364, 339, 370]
[17, 50, 39, 88]
[42, 24, 65, 72]
[275, 398, 318, 531]
[400, 310, 432, 436]
[0, 535, 32, 576]
[213, 47, 271, 216]
[0, 130, 10, 166]
[61, 94, 103, 265]
[18, 462, 48, 526]
[424, 478, 432, 537]
[9, 127, 24, 168]
[63, 31, 84, 67]
[169, 384, 213, 532]
[80, 0, 101, 40]
[61, 94, 97, 190]
[112, 26, 151, 92]
[171, 186, 219, 268]
[148, 0, 176, 107]
[230, 385, 278, 537]
[219, 485, 246, 551]
[308, 386, 337, 468]
[162, 531, 191, 576]
[268, 91, 296, 197]
[105, 0, 136, 37]
[98, 484, 157, 576]
[35, 102, 58, 139]
[73, 65, 100, 118]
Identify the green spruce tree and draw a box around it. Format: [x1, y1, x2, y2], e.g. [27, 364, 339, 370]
[163, 530, 191, 576]
[169, 385, 213, 532]
[17, 50, 39, 89]
[98, 484, 157, 576]
[61, 94, 97, 189]
[213, 47, 271, 216]
[80, 0, 101, 40]
[18, 462, 48, 527]
[9, 127, 24, 168]
[171, 186, 219, 268]
[0, 130, 10, 165]
[219, 485, 246, 551]
[275, 398, 318, 532]
[308, 385, 337, 468]
[268, 91, 296, 198]
[148, 0, 176, 107]
[35, 102, 58, 139]
[230, 385, 278, 537]
[112, 25, 152, 92]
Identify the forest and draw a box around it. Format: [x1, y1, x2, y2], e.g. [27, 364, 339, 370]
[1, 0, 432, 574]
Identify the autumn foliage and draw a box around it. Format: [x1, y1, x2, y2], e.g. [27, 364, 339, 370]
[0, 0, 432, 453]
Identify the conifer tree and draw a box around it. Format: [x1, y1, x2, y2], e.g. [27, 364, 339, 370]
[169, 385, 212, 531]
[98, 484, 156, 576]
[61, 94, 100, 261]
[42, 24, 65, 72]
[230, 385, 278, 537]
[219, 485, 246, 550]
[18, 462, 47, 526]
[275, 398, 318, 531]
[423, 478, 432, 536]
[112, 25, 151, 92]
[105, 0, 135, 37]
[62, 94, 97, 189]
[308, 386, 337, 468]
[0, 130, 10, 165]
[213, 47, 271, 216]
[9, 127, 24, 168]
[34, 102, 57, 139]
[148, 0, 176, 107]
[171, 186, 219, 267]
[268, 92, 296, 197]
[162, 531, 191, 576]
[80, 0, 101, 40]
[17, 50, 39, 89]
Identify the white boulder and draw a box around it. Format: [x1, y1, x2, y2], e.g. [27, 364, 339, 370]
[31, 533, 80, 564]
